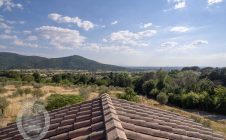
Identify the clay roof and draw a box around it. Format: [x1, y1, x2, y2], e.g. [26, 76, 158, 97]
[0, 93, 224, 140]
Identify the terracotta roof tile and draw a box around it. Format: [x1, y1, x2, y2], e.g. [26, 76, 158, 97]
[0, 93, 224, 140]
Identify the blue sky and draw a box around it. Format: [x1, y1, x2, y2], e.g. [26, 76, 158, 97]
[0, 0, 226, 67]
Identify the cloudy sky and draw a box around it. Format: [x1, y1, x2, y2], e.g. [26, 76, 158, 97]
[0, 0, 226, 67]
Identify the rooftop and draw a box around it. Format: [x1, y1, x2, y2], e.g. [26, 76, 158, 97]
[0, 94, 224, 140]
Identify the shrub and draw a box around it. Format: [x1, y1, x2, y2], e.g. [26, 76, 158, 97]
[79, 88, 91, 100]
[0, 86, 7, 94]
[149, 88, 159, 98]
[32, 83, 43, 89]
[22, 74, 34, 83]
[117, 87, 139, 102]
[10, 88, 24, 97]
[0, 97, 9, 116]
[191, 115, 202, 123]
[24, 88, 32, 94]
[99, 86, 109, 95]
[32, 89, 45, 99]
[182, 92, 200, 109]
[46, 94, 84, 110]
[156, 92, 168, 104]
[203, 119, 211, 127]
[33, 72, 41, 83]
[142, 80, 157, 96]
[191, 115, 211, 127]
[14, 82, 22, 88]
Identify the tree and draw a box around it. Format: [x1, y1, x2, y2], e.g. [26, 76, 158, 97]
[156, 92, 168, 104]
[142, 72, 156, 81]
[175, 71, 199, 92]
[6, 71, 21, 80]
[33, 72, 41, 83]
[142, 80, 157, 97]
[78, 75, 90, 84]
[113, 73, 132, 87]
[134, 77, 144, 94]
[52, 75, 62, 83]
[214, 86, 226, 115]
[197, 79, 214, 93]
[182, 66, 200, 72]
[118, 87, 139, 102]
[22, 74, 34, 82]
[149, 88, 159, 98]
[156, 70, 167, 90]
[182, 92, 200, 109]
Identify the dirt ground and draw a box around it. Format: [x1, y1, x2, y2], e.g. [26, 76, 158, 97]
[0, 85, 83, 127]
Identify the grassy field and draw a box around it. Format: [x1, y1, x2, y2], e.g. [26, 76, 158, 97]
[0, 84, 225, 138]
[0, 84, 106, 127]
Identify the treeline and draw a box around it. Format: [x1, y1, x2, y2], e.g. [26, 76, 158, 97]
[0, 67, 226, 115]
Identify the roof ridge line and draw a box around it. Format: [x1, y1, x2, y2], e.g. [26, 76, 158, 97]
[101, 93, 128, 140]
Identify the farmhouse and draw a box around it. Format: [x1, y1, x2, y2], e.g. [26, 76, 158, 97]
[0, 94, 224, 140]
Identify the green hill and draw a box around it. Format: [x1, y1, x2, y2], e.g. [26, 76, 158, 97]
[0, 52, 128, 71]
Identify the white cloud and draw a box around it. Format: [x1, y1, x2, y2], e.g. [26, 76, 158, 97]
[27, 35, 38, 41]
[48, 13, 94, 31]
[208, 0, 223, 5]
[0, 33, 40, 48]
[142, 23, 152, 29]
[36, 26, 86, 49]
[0, 34, 16, 40]
[158, 40, 208, 51]
[23, 30, 32, 35]
[13, 39, 39, 48]
[186, 40, 208, 49]
[0, 18, 12, 33]
[111, 20, 118, 25]
[7, 20, 25, 24]
[174, 1, 186, 9]
[85, 43, 141, 55]
[0, 0, 23, 11]
[108, 30, 157, 47]
[170, 26, 191, 32]
[167, 0, 186, 10]
[159, 41, 178, 51]
[0, 44, 6, 49]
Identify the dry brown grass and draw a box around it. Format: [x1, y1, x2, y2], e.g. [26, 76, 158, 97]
[0, 84, 120, 128]
[0, 85, 81, 128]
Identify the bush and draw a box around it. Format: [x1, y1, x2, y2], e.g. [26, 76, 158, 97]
[168, 94, 183, 107]
[46, 94, 84, 110]
[142, 80, 157, 96]
[79, 88, 91, 100]
[191, 115, 211, 127]
[191, 115, 202, 123]
[32, 89, 45, 99]
[203, 119, 211, 127]
[22, 74, 34, 83]
[0, 86, 7, 94]
[182, 92, 200, 109]
[32, 83, 43, 89]
[10, 88, 24, 97]
[0, 97, 9, 116]
[117, 87, 139, 102]
[24, 88, 32, 94]
[99, 86, 109, 95]
[156, 92, 168, 104]
[149, 88, 159, 98]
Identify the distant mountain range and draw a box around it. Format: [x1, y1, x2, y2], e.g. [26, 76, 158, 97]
[0, 52, 128, 71]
